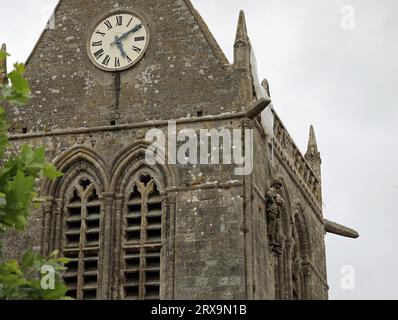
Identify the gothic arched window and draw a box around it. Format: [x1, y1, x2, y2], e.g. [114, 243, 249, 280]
[280, 199, 310, 300]
[121, 174, 163, 300]
[266, 179, 310, 300]
[61, 176, 102, 300]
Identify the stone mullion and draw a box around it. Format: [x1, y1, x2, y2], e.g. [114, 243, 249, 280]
[138, 185, 147, 300]
[162, 193, 174, 299]
[144, 185, 154, 299]
[77, 186, 87, 300]
[112, 195, 123, 300]
[99, 192, 114, 300]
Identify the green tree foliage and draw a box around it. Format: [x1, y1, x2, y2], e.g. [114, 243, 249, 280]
[0, 50, 70, 300]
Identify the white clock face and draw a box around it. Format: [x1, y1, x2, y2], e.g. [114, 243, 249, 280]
[88, 12, 149, 71]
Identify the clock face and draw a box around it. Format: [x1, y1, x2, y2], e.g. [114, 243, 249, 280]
[88, 11, 149, 71]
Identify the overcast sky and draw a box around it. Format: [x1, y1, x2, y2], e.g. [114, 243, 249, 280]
[1, 0, 397, 300]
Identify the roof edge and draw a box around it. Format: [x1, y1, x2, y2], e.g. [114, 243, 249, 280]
[183, 0, 230, 67]
[25, 0, 62, 66]
[26, 1, 230, 68]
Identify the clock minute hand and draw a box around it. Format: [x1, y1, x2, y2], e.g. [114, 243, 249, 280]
[114, 23, 143, 43]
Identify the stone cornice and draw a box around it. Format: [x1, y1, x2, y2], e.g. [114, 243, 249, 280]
[167, 180, 243, 193]
[9, 112, 247, 141]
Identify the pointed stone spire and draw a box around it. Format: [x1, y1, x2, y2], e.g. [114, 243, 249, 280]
[307, 125, 319, 153]
[305, 125, 321, 179]
[261, 79, 271, 99]
[0, 43, 7, 86]
[234, 10, 250, 47]
[234, 10, 251, 71]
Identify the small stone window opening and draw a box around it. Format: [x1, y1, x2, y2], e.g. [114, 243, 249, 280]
[197, 111, 203, 117]
[62, 177, 101, 300]
[22, 127, 28, 134]
[122, 175, 162, 300]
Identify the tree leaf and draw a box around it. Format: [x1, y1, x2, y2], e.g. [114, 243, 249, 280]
[43, 164, 63, 180]
[21, 250, 37, 271]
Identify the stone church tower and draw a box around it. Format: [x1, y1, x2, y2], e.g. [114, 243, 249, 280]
[2, 0, 358, 300]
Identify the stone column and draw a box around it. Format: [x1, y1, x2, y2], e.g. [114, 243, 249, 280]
[242, 119, 254, 299]
[163, 193, 176, 299]
[284, 237, 294, 300]
[53, 199, 64, 252]
[99, 192, 114, 300]
[111, 195, 123, 300]
[41, 197, 54, 256]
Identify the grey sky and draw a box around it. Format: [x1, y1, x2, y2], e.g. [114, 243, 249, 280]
[1, 0, 397, 299]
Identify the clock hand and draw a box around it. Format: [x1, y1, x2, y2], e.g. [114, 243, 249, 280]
[113, 36, 127, 57]
[116, 41, 127, 58]
[113, 23, 143, 44]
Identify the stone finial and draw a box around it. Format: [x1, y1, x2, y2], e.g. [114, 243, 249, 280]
[305, 125, 321, 179]
[234, 10, 250, 47]
[234, 10, 251, 71]
[307, 125, 319, 154]
[261, 79, 271, 99]
[0, 43, 7, 86]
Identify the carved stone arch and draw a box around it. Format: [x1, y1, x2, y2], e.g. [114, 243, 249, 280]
[40, 146, 111, 300]
[276, 177, 292, 239]
[290, 200, 311, 299]
[109, 142, 175, 300]
[114, 159, 168, 196]
[110, 141, 175, 194]
[292, 199, 311, 300]
[291, 200, 311, 261]
[271, 177, 293, 300]
[42, 145, 110, 198]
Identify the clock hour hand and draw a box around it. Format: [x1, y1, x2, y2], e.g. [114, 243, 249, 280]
[113, 23, 143, 44]
[114, 36, 127, 57]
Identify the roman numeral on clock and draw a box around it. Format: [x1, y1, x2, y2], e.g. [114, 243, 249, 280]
[127, 18, 133, 27]
[92, 41, 102, 47]
[134, 36, 145, 42]
[126, 55, 132, 63]
[104, 20, 113, 30]
[115, 57, 121, 67]
[102, 55, 111, 66]
[116, 16, 123, 26]
[95, 30, 106, 37]
[132, 46, 142, 53]
[94, 48, 104, 60]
